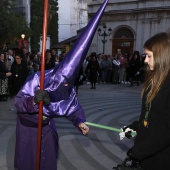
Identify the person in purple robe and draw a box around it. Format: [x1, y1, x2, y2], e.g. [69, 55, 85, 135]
[14, 70, 89, 170]
[14, 0, 110, 169]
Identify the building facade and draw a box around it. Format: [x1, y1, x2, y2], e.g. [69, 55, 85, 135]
[13, 0, 31, 25]
[58, 0, 92, 42]
[12, 0, 170, 55]
[88, 0, 170, 55]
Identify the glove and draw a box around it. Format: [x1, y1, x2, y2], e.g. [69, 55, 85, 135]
[119, 126, 136, 140]
[34, 90, 50, 105]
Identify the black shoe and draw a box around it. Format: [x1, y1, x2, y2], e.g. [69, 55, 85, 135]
[90, 87, 93, 89]
[129, 85, 133, 87]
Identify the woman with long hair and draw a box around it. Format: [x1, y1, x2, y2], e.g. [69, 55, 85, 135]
[120, 32, 170, 170]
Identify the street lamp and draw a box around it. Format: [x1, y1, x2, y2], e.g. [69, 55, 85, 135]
[17, 34, 27, 49]
[21, 34, 25, 48]
[20, 34, 28, 49]
[98, 25, 112, 54]
[21, 34, 25, 39]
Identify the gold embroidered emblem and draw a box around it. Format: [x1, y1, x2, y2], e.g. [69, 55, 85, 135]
[144, 120, 148, 127]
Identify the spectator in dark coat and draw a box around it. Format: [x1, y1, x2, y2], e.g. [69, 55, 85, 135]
[10, 53, 29, 96]
[74, 66, 84, 94]
[85, 52, 100, 89]
[45, 50, 55, 70]
[129, 51, 141, 87]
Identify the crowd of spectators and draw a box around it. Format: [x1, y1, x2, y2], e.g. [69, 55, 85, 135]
[83, 51, 145, 88]
[0, 47, 145, 102]
[0, 48, 61, 102]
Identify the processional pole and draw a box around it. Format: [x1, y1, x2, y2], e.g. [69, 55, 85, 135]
[36, 0, 49, 169]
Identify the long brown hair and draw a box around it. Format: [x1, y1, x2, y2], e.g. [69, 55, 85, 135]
[142, 32, 170, 104]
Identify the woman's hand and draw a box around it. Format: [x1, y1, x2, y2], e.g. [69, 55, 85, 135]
[78, 123, 89, 135]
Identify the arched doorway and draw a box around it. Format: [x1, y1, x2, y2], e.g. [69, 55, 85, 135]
[112, 27, 134, 56]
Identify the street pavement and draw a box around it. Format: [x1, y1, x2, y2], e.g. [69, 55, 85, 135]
[0, 83, 142, 170]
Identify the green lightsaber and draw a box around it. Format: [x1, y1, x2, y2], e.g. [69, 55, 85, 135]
[85, 122, 137, 136]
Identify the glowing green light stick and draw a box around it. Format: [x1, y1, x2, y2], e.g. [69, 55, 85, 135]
[85, 122, 137, 136]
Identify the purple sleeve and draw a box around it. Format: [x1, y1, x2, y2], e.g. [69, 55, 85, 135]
[15, 95, 38, 113]
[14, 74, 39, 113]
[67, 106, 86, 127]
[14, 73, 86, 124]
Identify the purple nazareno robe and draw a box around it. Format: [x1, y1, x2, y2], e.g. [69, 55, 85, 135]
[14, 69, 86, 170]
[14, 0, 110, 169]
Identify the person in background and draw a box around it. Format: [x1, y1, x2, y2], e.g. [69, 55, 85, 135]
[32, 54, 40, 68]
[59, 51, 66, 62]
[4, 52, 12, 71]
[74, 66, 84, 94]
[10, 53, 29, 96]
[37, 52, 42, 61]
[112, 53, 120, 84]
[2, 44, 8, 52]
[51, 49, 59, 65]
[54, 55, 60, 65]
[85, 52, 100, 89]
[97, 54, 103, 83]
[100, 55, 110, 84]
[0, 52, 12, 101]
[125, 54, 133, 85]
[20, 47, 28, 65]
[34, 64, 40, 73]
[45, 50, 55, 70]
[106, 54, 113, 83]
[129, 51, 141, 87]
[83, 56, 90, 83]
[27, 61, 34, 75]
[119, 32, 170, 170]
[7, 49, 14, 66]
[119, 54, 127, 84]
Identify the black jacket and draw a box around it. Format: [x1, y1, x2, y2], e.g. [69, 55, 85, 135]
[85, 60, 99, 82]
[0, 60, 8, 79]
[131, 77, 170, 170]
[10, 62, 29, 95]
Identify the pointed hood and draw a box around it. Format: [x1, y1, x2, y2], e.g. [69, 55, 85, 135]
[15, 0, 110, 117]
[49, 0, 109, 86]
